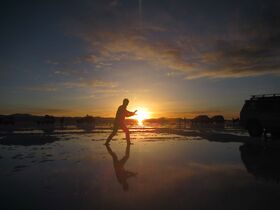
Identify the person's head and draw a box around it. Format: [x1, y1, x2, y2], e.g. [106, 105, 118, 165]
[123, 98, 129, 107]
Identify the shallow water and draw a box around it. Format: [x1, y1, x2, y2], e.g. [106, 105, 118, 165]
[1, 129, 280, 210]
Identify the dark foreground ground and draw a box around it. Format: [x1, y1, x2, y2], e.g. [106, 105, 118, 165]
[1, 127, 280, 210]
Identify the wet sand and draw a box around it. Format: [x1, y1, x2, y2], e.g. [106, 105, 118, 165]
[1, 128, 280, 210]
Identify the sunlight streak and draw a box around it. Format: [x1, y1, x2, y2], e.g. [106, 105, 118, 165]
[132, 107, 150, 126]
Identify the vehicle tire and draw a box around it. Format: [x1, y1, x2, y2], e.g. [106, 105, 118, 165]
[247, 121, 263, 137]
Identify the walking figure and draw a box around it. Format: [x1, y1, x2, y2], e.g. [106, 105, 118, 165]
[105, 98, 137, 145]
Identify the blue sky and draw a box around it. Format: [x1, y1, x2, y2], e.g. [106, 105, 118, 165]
[0, 0, 279, 118]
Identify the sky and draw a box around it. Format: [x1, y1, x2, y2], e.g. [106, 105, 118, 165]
[0, 0, 280, 118]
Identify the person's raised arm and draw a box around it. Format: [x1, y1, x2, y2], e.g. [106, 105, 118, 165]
[125, 109, 137, 117]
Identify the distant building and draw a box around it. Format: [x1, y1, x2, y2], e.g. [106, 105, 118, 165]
[76, 115, 96, 131]
[37, 115, 55, 125]
[211, 115, 225, 124]
[191, 115, 211, 124]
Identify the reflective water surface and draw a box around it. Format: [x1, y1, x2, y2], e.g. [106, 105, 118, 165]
[1, 129, 280, 210]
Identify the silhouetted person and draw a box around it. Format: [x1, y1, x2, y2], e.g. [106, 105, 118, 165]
[105, 144, 137, 191]
[105, 98, 137, 145]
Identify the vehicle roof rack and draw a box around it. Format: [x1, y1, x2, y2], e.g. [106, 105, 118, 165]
[250, 93, 280, 100]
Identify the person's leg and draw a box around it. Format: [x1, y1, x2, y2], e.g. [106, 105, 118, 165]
[105, 124, 118, 145]
[121, 124, 132, 144]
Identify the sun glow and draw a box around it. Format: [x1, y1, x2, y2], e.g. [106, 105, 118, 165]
[132, 107, 150, 126]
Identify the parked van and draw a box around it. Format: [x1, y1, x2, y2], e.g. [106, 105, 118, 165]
[240, 94, 280, 137]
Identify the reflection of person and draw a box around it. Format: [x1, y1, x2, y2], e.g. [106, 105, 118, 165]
[105, 98, 137, 145]
[105, 144, 137, 191]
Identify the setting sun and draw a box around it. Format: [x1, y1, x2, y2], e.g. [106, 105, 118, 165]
[132, 107, 151, 126]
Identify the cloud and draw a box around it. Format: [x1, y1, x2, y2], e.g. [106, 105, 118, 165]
[189, 22, 280, 79]
[23, 85, 57, 92]
[78, 19, 195, 73]
[109, 0, 120, 7]
[62, 80, 117, 88]
[72, 0, 280, 79]
[23, 79, 118, 93]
